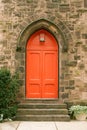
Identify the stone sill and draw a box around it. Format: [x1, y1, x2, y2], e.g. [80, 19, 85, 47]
[77, 8, 87, 13]
[60, 4, 69, 6]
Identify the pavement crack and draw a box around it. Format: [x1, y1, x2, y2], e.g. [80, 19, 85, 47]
[16, 122, 21, 130]
[54, 122, 58, 130]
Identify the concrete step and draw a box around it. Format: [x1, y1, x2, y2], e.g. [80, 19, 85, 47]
[17, 108, 68, 115]
[15, 115, 70, 121]
[18, 103, 67, 109]
[21, 99, 63, 103]
[15, 99, 70, 121]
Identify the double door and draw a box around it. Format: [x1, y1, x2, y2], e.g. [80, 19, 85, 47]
[26, 29, 58, 98]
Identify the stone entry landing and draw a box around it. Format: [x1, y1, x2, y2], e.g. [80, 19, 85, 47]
[15, 99, 70, 121]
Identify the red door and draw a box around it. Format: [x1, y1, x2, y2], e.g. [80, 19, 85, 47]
[26, 29, 58, 98]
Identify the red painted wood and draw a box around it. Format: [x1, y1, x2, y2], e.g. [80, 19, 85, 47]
[26, 29, 58, 98]
[42, 51, 58, 98]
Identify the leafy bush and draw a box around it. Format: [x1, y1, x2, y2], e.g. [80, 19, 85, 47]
[0, 68, 20, 121]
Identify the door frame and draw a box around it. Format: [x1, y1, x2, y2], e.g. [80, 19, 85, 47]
[26, 29, 59, 99]
[16, 19, 72, 100]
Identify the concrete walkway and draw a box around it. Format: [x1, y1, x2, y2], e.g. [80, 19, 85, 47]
[0, 121, 87, 130]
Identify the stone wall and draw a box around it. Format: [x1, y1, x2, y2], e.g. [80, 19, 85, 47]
[0, 0, 87, 101]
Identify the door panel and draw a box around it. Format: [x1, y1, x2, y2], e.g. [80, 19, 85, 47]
[42, 51, 58, 98]
[26, 51, 42, 98]
[26, 29, 58, 98]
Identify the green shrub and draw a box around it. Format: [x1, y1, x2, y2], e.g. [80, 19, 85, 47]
[0, 68, 20, 121]
[69, 105, 87, 119]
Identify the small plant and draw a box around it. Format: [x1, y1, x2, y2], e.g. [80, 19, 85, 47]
[69, 105, 87, 120]
[0, 114, 3, 122]
[0, 68, 20, 121]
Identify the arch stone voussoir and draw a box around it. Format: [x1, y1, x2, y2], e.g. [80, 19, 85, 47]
[18, 18, 71, 52]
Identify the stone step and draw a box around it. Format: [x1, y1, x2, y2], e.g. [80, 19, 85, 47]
[17, 108, 68, 115]
[15, 115, 70, 121]
[21, 99, 63, 104]
[16, 99, 70, 121]
[18, 103, 67, 109]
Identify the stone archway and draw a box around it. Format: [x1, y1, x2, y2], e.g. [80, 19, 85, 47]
[16, 19, 72, 99]
[18, 19, 69, 52]
[26, 29, 58, 98]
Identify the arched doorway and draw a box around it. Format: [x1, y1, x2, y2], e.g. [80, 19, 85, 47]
[26, 29, 59, 98]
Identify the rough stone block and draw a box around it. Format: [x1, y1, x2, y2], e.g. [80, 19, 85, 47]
[52, 0, 61, 2]
[67, 61, 77, 67]
[82, 45, 87, 51]
[59, 4, 70, 12]
[62, 93, 69, 99]
[47, 3, 58, 8]
[69, 13, 79, 18]
[19, 67, 24, 73]
[82, 33, 87, 39]
[65, 86, 75, 90]
[82, 92, 87, 100]
[2, 0, 12, 3]
[84, 0, 87, 8]
[19, 80, 24, 86]
[75, 41, 82, 45]
[64, 74, 70, 79]
[4, 50, 11, 54]
[74, 55, 80, 60]
[69, 80, 75, 86]
[68, 23, 74, 30]
[75, 31, 80, 39]
[78, 63, 85, 69]
[0, 55, 5, 61]
[27, 0, 33, 3]
[60, 87, 64, 92]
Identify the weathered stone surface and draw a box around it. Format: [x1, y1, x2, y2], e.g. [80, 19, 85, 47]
[82, 33, 87, 39]
[65, 86, 75, 90]
[82, 45, 87, 51]
[27, 0, 33, 3]
[0, 0, 87, 101]
[60, 87, 64, 92]
[74, 55, 80, 60]
[2, 0, 12, 3]
[78, 63, 85, 69]
[59, 4, 70, 12]
[84, 0, 87, 7]
[67, 61, 77, 67]
[47, 3, 58, 8]
[69, 80, 75, 86]
[62, 93, 69, 99]
[75, 41, 82, 46]
[52, 0, 61, 2]
[0, 55, 5, 61]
